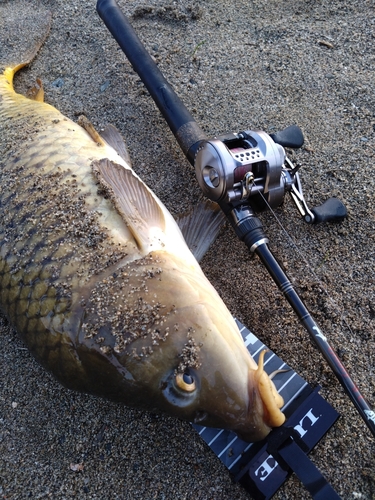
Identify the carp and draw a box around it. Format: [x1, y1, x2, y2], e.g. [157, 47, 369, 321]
[0, 2, 285, 441]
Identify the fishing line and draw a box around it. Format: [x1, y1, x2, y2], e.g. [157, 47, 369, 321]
[256, 187, 354, 337]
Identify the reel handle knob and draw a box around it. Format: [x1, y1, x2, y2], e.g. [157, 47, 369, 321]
[310, 197, 347, 223]
[270, 125, 304, 149]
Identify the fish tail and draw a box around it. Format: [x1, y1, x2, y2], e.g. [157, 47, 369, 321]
[0, 1, 52, 86]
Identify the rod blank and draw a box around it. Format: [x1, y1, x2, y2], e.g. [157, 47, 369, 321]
[97, 0, 207, 164]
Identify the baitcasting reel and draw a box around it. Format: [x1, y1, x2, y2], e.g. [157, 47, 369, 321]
[194, 125, 347, 224]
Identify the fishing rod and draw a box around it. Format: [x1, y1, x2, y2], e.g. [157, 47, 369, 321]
[96, 0, 375, 439]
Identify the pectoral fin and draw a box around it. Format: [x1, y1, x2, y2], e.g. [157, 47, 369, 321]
[100, 124, 132, 165]
[177, 200, 225, 262]
[92, 159, 166, 252]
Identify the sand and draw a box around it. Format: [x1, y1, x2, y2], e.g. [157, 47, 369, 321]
[1, 0, 374, 498]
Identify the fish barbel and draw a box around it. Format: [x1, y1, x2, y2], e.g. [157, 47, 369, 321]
[0, 3, 285, 441]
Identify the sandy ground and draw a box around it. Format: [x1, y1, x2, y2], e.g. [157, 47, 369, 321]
[1, 0, 375, 498]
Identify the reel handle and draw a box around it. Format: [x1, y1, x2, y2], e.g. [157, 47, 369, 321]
[311, 198, 347, 223]
[270, 125, 304, 149]
[270, 127, 347, 224]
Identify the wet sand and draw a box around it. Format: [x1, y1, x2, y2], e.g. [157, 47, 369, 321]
[1, 0, 374, 498]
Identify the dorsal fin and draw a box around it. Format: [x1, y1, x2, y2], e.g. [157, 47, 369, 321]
[100, 124, 132, 165]
[92, 159, 166, 252]
[177, 200, 225, 262]
[77, 116, 106, 146]
[0, 2, 51, 80]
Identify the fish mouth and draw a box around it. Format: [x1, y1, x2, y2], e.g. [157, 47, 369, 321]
[192, 350, 286, 443]
[238, 350, 285, 442]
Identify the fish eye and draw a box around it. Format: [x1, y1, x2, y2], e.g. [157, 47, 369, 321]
[175, 371, 196, 392]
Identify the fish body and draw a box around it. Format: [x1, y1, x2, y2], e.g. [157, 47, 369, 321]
[0, 4, 284, 441]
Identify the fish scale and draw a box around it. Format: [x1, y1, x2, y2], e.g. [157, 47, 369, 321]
[0, 73, 137, 381]
[0, 1, 287, 442]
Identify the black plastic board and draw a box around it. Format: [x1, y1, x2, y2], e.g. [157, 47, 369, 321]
[193, 318, 340, 499]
